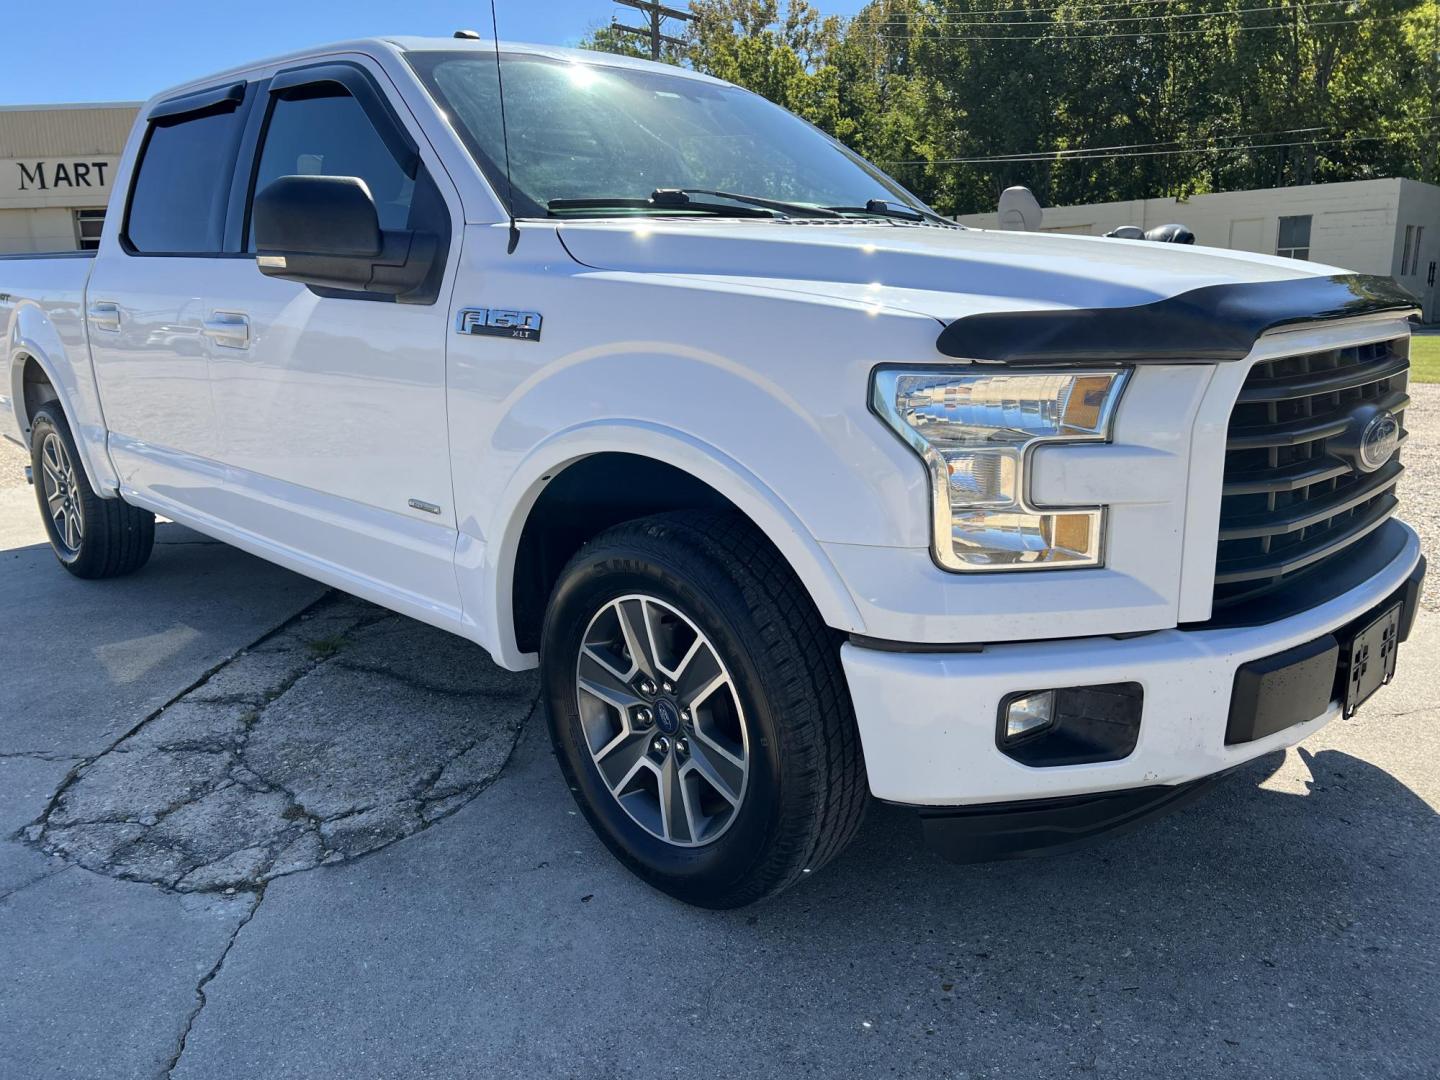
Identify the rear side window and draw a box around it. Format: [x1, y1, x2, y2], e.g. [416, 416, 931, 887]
[126, 105, 245, 254]
[248, 91, 418, 245]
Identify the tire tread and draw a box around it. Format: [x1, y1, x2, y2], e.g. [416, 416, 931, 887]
[562, 510, 868, 906]
[31, 402, 154, 579]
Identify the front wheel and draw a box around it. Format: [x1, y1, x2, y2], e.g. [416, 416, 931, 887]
[541, 511, 867, 908]
[30, 402, 154, 579]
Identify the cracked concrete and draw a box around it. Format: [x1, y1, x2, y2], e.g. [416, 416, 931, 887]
[24, 595, 538, 893]
[163, 888, 264, 1079]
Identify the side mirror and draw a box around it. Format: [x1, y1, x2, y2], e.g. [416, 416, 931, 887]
[253, 175, 438, 300]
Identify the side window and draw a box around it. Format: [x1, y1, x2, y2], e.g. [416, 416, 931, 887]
[248, 90, 419, 248]
[126, 105, 246, 254]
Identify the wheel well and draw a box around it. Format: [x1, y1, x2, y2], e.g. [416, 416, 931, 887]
[511, 453, 739, 653]
[20, 355, 59, 431]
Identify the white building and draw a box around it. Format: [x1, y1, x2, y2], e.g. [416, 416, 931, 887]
[0, 102, 139, 255]
[958, 178, 1440, 322]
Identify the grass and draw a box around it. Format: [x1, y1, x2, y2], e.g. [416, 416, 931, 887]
[1412, 334, 1440, 384]
[304, 635, 347, 660]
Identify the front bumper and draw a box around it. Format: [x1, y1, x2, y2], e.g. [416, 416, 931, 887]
[842, 521, 1425, 812]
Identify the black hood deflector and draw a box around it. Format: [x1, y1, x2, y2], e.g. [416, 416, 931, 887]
[935, 273, 1419, 363]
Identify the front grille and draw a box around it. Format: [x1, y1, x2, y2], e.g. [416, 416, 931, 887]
[1213, 335, 1409, 609]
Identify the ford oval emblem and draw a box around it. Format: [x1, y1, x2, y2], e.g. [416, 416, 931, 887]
[1357, 410, 1400, 472]
[655, 698, 681, 734]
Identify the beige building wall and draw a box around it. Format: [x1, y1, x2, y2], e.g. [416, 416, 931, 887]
[0, 102, 139, 254]
[0, 206, 80, 252]
[1394, 179, 1439, 319]
[957, 178, 1439, 321]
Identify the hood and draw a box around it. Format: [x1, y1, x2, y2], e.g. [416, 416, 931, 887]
[556, 219, 1334, 323]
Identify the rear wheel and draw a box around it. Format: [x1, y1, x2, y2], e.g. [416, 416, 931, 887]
[541, 510, 867, 908]
[30, 402, 154, 578]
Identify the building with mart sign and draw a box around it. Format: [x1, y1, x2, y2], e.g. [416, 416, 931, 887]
[0, 102, 139, 254]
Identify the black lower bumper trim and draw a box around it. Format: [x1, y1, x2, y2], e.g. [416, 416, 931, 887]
[918, 774, 1227, 864]
[1225, 552, 1425, 745]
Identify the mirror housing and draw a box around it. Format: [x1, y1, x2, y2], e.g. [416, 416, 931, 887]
[253, 175, 438, 302]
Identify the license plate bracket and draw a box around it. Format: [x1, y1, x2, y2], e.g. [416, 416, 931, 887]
[1343, 603, 1402, 717]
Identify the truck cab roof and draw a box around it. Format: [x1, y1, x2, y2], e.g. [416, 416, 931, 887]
[145, 36, 724, 111]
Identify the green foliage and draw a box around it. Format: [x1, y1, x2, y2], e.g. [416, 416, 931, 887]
[579, 0, 1440, 215]
[1411, 335, 1440, 382]
[579, 21, 688, 63]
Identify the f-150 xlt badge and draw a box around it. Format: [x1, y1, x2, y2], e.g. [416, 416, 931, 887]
[456, 308, 542, 341]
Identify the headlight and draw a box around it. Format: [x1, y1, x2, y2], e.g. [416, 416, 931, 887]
[871, 368, 1130, 571]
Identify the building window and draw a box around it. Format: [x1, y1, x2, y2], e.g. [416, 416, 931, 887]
[1402, 225, 1414, 275]
[1276, 215, 1311, 260]
[1411, 226, 1425, 276]
[73, 209, 105, 250]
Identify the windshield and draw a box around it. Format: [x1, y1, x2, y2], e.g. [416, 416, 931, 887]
[406, 51, 929, 220]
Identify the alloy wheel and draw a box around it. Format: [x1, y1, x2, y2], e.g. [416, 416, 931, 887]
[574, 593, 750, 847]
[40, 432, 83, 554]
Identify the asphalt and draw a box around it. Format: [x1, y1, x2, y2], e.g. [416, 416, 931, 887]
[1, 413, 1438, 1079]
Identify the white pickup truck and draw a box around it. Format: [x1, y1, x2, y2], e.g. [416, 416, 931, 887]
[2, 36, 1426, 907]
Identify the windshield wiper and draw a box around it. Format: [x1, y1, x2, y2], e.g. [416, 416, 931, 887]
[823, 199, 958, 228]
[549, 195, 774, 219]
[548, 188, 843, 220]
[655, 189, 842, 218]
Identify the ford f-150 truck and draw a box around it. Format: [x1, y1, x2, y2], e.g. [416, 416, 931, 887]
[2, 37, 1426, 908]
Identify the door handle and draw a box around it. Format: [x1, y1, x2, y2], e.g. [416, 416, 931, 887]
[202, 312, 250, 349]
[87, 301, 121, 332]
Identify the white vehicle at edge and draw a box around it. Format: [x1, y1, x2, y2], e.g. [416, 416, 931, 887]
[0, 37, 1426, 907]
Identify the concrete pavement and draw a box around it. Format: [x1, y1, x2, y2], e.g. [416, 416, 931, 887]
[2, 423, 1438, 1078]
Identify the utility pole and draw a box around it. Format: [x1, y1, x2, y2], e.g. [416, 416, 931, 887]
[611, 0, 694, 61]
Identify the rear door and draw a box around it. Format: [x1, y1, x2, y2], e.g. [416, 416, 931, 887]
[200, 60, 463, 621]
[88, 83, 254, 511]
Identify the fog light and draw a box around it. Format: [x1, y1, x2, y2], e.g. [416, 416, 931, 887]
[996, 683, 1143, 767]
[1003, 691, 1056, 743]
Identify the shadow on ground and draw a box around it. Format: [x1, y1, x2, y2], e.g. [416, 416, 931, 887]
[168, 714, 1438, 1080]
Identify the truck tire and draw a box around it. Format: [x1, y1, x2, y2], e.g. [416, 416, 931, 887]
[30, 401, 154, 579]
[541, 510, 867, 908]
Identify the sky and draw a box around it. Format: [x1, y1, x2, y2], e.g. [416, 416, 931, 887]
[0, 0, 869, 106]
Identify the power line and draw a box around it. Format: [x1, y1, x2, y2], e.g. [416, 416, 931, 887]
[882, 0, 1312, 16]
[884, 129, 1438, 164]
[920, 0, 1185, 12]
[913, 116, 1440, 160]
[867, 0, 1362, 29]
[874, 11, 1407, 40]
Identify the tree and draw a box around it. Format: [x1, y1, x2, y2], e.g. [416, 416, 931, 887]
[580, 21, 687, 64]
[582, 0, 1440, 214]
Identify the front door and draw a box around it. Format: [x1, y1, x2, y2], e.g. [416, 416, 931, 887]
[201, 62, 463, 620]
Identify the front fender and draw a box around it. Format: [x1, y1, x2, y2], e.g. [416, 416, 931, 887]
[473, 420, 867, 669]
